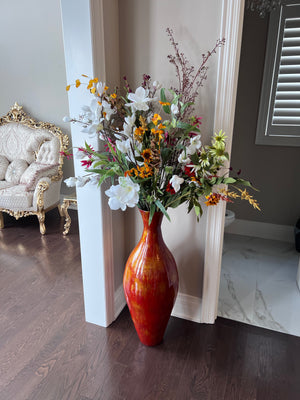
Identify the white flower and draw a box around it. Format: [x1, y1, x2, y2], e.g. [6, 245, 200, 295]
[63, 115, 72, 123]
[75, 149, 86, 160]
[171, 104, 179, 115]
[122, 114, 136, 137]
[102, 99, 115, 121]
[116, 138, 131, 154]
[64, 175, 92, 187]
[187, 135, 202, 155]
[125, 86, 152, 112]
[96, 81, 106, 96]
[64, 177, 77, 187]
[105, 176, 140, 211]
[89, 174, 99, 185]
[153, 80, 162, 90]
[82, 98, 102, 121]
[178, 151, 191, 164]
[81, 123, 100, 135]
[80, 98, 103, 136]
[76, 176, 90, 187]
[170, 175, 184, 193]
[125, 114, 136, 126]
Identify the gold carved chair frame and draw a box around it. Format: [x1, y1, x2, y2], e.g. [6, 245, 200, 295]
[0, 103, 69, 234]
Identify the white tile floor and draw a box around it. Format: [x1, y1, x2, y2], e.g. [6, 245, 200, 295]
[218, 233, 300, 336]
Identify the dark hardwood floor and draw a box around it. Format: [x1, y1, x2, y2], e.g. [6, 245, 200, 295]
[0, 209, 300, 400]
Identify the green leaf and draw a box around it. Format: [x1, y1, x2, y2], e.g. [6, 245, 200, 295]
[188, 200, 194, 213]
[181, 101, 194, 114]
[176, 121, 191, 130]
[223, 177, 236, 184]
[161, 148, 172, 163]
[160, 88, 167, 103]
[149, 203, 156, 225]
[92, 160, 106, 168]
[190, 153, 199, 165]
[154, 199, 171, 221]
[163, 105, 170, 114]
[236, 178, 253, 188]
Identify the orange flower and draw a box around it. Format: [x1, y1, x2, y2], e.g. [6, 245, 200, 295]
[124, 168, 135, 177]
[205, 193, 221, 206]
[152, 114, 162, 125]
[141, 149, 152, 162]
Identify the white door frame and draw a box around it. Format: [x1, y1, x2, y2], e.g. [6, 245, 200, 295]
[61, 0, 245, 327]
[201, 0, 246, 323]
[61, 0, 119, 327]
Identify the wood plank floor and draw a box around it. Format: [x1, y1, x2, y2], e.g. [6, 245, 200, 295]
[1, 210, 300, 400]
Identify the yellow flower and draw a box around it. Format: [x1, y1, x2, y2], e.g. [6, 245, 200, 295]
[159, 101, 171, 106]
[87, 79, 94, 90]
[139, 116, 148, 131]
[75, 79, 81, 88]
[134, 127, 144, 141]
[66, 85, 70, 91]
[90, 87, 96, 94]
[110, 93, 117, 99]
[104, 85, 109, 91]
[152, 114, 162, 125]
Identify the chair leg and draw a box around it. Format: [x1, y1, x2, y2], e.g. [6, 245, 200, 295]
[57, 204, 64, 217]
[0, 211, 4, 229]
[37, 211, 46, 235]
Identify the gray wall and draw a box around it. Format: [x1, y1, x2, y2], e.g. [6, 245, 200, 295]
[0, 0, 74, 194]
[118, 0, 221, 298]
[230, 10, 300, 226]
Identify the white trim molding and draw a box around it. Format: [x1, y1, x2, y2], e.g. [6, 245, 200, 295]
[61, 0, 118, 327]
[201, 0, 245, 323]
[225, 219, 295, 243]
[172, 292, 202, 323]
[114, 284, 126, 319]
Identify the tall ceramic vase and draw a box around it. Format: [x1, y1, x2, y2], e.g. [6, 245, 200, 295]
[123, 209, 179, 346]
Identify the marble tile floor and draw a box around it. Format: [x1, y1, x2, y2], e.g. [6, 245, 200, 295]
[218, 233, 300, 337]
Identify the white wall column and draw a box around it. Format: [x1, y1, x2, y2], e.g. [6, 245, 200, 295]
[60, 0, 117, 327]
[201, 0, 245, 323]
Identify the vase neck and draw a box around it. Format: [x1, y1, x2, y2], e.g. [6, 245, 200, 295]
[139, 209, 163, 236]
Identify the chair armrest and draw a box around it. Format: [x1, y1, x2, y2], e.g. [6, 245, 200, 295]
[32, 177, 62, 211]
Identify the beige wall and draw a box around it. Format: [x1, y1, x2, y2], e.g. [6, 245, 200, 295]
[0, 0, 73, 193]
[230, 10, 300, 226]
[119, 0, 222, 297]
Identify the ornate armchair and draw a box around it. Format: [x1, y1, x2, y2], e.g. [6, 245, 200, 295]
[0, 103, 69, 234]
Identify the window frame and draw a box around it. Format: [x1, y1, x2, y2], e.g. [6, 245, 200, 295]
[256, 0, 300, 146]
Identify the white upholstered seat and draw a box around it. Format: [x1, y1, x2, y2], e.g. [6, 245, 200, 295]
[0, 103, 69, 234]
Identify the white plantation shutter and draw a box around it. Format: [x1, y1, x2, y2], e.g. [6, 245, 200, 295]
[256, 1, 300, 146]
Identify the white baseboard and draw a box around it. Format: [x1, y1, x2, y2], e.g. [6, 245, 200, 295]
[171, 292, 202, 323]
[114, 286, 202, 324]
[114, 284, 126, 319]
[225, 219, 294, 243]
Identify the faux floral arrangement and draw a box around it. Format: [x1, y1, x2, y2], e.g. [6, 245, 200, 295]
[63, 29, 259, 223]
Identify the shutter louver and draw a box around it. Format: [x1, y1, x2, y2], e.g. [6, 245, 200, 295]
[272, 17, 300, 125]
